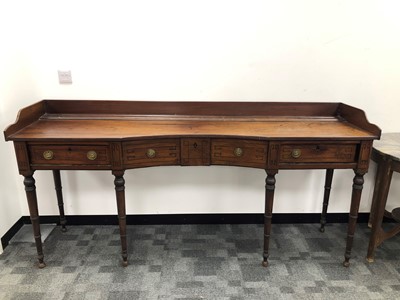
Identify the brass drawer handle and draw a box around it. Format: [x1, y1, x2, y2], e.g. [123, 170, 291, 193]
[146, 148, 156, 158]
[291, 149, 302, 159]
[43, 150, 54, 160]
[87, 150, 97, 160]
[233, 147, 243, 157]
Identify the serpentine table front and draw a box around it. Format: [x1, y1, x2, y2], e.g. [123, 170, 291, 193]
[4, 100, 381, 268]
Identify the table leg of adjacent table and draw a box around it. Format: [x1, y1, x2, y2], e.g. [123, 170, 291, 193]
[367, 158, 395, 262]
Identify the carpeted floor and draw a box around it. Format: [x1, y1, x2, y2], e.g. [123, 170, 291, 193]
[1, 223, 400, 299]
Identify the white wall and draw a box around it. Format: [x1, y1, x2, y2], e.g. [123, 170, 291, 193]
[0, 5, 43, 252]
[1, 1, 400, 248]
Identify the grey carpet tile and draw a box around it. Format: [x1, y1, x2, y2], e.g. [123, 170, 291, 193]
[1, 223, 400, 299]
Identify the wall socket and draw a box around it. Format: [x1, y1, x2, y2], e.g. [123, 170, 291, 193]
[58, 70, 72, 84]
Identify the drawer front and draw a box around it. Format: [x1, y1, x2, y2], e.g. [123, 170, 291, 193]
[181, 138, 210, 166]
[123, 139, 180, 168]
[211, 139, 267, 168]
[280, 143, 357, 163]
[29, 145, 111, 165]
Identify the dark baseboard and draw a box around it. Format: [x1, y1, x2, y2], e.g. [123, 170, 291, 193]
[1, 218, 25, 250]
[2, 213, 371, 250]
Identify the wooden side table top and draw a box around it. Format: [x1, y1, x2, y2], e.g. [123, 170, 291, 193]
[373, 132, 400, 162]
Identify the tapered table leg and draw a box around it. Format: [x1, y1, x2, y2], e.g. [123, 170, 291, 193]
[24, 173, 46, 268]
[262, 171, 277, 267]
[343, 172, 364, 267]
[113, 171, 128, 267]
[53, 170, 67, 232]
[320, 169, 334, 232]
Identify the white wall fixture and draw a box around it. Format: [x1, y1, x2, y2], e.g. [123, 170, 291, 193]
[58, 70, 72, 84]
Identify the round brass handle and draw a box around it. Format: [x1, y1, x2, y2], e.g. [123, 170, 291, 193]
[233, 147, 243, 157]
[87, 150, 97, 160]
[146, 148, 156, 158]
[291, 149, 302, 159]
[43, 150, 54, 160]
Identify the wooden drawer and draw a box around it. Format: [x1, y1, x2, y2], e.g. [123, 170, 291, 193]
[280, 143, 357, 163]
[181, 138, 210, 166]
[211, 139, 267, 168]
[29, 144, 111, 165]
[123, 139, 180, 168]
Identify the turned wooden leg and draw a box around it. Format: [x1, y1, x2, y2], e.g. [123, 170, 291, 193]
[24, 174, 46, 268]
[53, 170, 67, 232]
[113, 171, 128, 267]
[343, 172, 364, 267]
[320, 169, 334, 233]
[262, 171, 277, 267]
[366, 159, 393, 262]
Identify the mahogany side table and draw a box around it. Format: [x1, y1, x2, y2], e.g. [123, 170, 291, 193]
[367, 132, 400, 262]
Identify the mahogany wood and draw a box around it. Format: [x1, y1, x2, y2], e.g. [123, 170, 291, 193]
[52, 170, 67, 232]
[367, 142, 400, 262]
[4, 100, 381, 268]
[368, 164, 390, 256]
[113, 171, 128, 267]
[320, 169, 334, 233]
[212, 139, 267, 168]
[123, 139, 180, 168]
[24, 173, 45, 268]
[344, 172, 365, 267]
[263, 171, 277, 267]
[181, 138, 210, 166]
